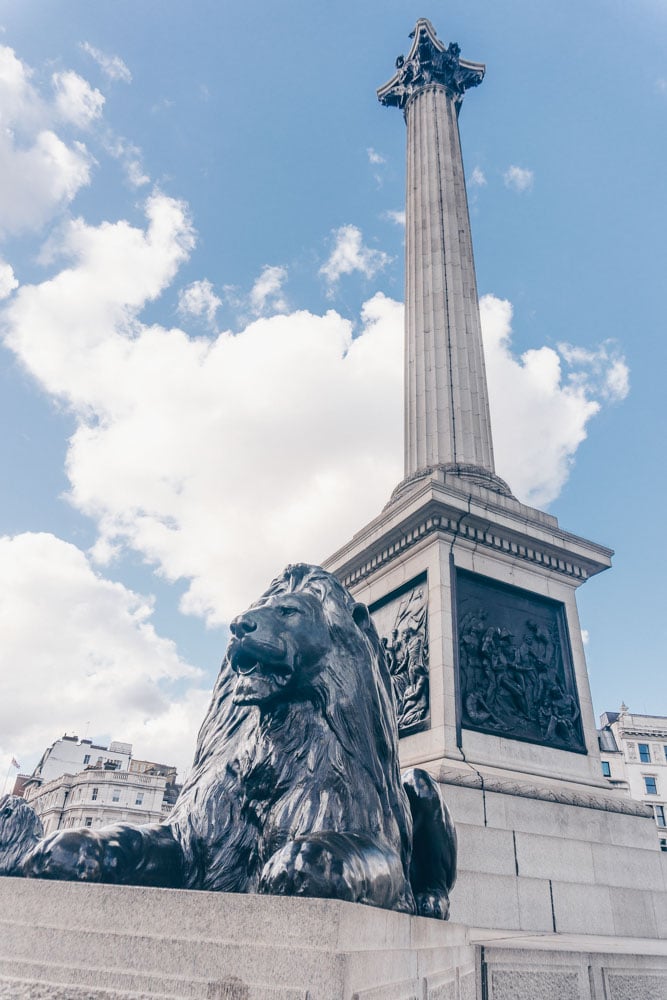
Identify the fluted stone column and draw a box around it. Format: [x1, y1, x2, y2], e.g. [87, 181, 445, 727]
[378, 19, 510, 496]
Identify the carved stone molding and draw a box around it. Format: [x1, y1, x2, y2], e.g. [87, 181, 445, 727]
[437, 765, 654, 818]
[339, 509, 594, 594]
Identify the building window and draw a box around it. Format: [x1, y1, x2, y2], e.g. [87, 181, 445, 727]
[655, 805, 666, 827]
[112, 789, 120, 802]
[83, 754, 91, 765]
[135, 791, 144, 806]
[601, 761, 611, 777]
[84, 817, 93, 827]
[91, 787, 99, 800]
[664, 746, 667, 762]
[644, 776, 658, 795]
[638, 743, 651, 763]
[661, 839, 667, 853]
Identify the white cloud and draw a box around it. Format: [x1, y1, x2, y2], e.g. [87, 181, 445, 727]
[470, 166, 487, 187]
[0, 47, 96, 237]
[104, 135, 150, 188]
[0, 196, 628, 631]
[319, 224, 391, 291]
[249, 264, 288, 315]
[0, 261, 18, 299]
[1, 203, 403, 622]
[52, 70, 104, 128]
[581, 629, 590, 646]
[367, 147, 385, 165]
[557, 342, 630, 402]
[80, 42, 132, 84]
[480, 295, 628, 506]
[0, 532, 208, 778]
[0, 130, 93, 237]
[384, 209, 405, 227]
[178, 278, 221, 325]
[503, 165, 534, 193]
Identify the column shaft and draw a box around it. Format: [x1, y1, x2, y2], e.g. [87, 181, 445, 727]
[404, 85, 495, 479]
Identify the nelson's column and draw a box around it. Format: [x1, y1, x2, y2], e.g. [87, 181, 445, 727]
[325, 19, 666, 942]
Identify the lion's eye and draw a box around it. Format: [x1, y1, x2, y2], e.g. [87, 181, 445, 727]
[279, 606, 299, 616]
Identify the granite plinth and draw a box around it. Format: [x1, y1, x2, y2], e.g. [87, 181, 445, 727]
[1, 879, 666, 999]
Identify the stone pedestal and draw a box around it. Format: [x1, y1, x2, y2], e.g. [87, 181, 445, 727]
[1, 879, 665, 999]
[323, 473, 667, 945]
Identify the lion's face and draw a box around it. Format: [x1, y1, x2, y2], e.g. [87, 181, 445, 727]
[227, 591, 331, 706]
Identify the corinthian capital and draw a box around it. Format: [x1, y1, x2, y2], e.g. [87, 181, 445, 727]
[377, 18, 484, 111]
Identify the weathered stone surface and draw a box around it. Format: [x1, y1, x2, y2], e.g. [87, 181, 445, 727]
[2, 879, 666, 999]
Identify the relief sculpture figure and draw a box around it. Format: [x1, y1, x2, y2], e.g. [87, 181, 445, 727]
[1, 565, 457, 919]
[458, 603, 584, 751]
[377, 584, 430, 735]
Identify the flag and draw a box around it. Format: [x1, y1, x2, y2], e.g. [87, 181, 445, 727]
[10, 757, 20, 769]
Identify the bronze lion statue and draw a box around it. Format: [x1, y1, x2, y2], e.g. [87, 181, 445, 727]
[12, 564, 457, 918]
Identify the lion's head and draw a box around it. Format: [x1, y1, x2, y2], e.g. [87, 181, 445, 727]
[0, 795, 43, 876]
[224, 565, 406, 809]
[227, 566, 372, 709]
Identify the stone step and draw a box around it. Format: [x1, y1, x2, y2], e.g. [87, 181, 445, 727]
[0, 975, 177, 1000]
[0, 960, 305, 1000]
[0, 957, 299, 1000]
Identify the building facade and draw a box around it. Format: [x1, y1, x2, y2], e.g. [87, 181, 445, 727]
[599, 707, 667, 848]
[20, 734, 179, 835]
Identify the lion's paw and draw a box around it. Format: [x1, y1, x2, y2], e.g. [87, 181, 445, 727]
[415, 890, 449, 920]
[23, 829, 104, 882]
[259, 839, 356, 902]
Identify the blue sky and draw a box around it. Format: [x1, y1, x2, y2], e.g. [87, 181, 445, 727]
[0, 0, 666, 782]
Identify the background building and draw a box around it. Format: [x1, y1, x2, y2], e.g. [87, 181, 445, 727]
[598, 706, 667, 849]
[17, 734, 180, 835]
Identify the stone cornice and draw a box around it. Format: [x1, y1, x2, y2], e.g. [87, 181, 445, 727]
[324, 476, 613, 591]
[438, 766, 653, 818]
[377, 18, 484, 112]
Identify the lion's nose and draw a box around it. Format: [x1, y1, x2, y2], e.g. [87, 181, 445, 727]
[230, 614, 257, 637]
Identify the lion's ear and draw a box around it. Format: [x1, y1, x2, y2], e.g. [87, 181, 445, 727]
[352, 603, 371, 632]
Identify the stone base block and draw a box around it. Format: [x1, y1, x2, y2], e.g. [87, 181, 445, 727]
[1, 879, 666, 999]
[0, 878, 475, 1000]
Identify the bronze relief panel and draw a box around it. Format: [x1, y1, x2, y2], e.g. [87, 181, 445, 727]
[455, 569, 585, 753]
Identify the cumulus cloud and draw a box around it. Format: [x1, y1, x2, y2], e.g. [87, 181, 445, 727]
[249, 264, 288, 315]
[0, 187, 628, 639]
[0, 532, 208, 777]
[0, 46, 96, 236]
[319, 224, 391, 292]
[178, 278, 221, 325]
[52, 70, 104, 128]
[1, 202, 403, 622]
[469, 166, 487, 187]
[503, 165, 534, 192]
[384, 209, 406, 227]
[480, 294, 628, 506]
[0, 261, 18, 299]
[557, 342, 630, 401]
[80, 42, 132, 84]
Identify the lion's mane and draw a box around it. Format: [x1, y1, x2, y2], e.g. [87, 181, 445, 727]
[169, 564, 413, 896]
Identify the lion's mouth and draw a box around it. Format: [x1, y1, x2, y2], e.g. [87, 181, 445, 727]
[228, 637, 293, 701]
